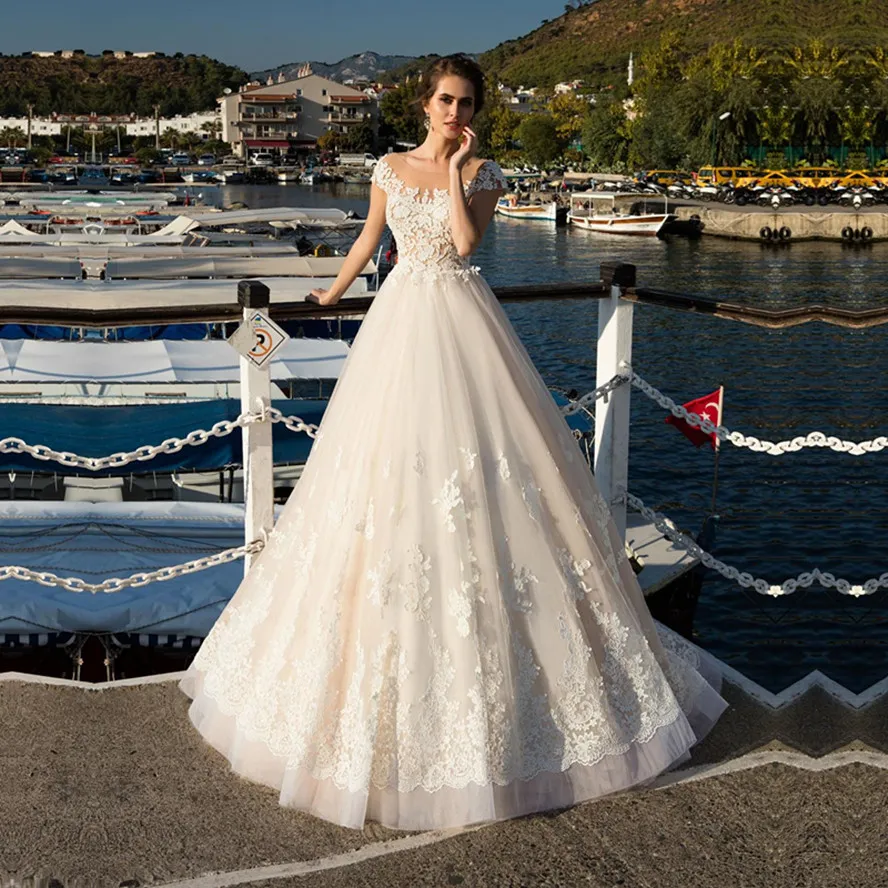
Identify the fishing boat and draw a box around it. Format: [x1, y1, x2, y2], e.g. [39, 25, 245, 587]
[568, 192, 675, 237]
[495, 194, 564, 222]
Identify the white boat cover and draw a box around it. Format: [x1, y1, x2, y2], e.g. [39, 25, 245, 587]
[0, 337, 350, 382]
[0, 274, 371, 313]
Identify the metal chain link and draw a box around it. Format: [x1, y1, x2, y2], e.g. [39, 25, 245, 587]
[625, 491, 888, 598]
[628, 371, 888, 456]
[0, 538, 266, 594]
[559, 373, 628, 417]
[0, 409, 319, 472]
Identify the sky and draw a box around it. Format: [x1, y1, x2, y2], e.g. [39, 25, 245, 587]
[0, 0, 563, 73]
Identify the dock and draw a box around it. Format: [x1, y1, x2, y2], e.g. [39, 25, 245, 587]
[673, 203, 888, 242]
[0, 670, 884, 887]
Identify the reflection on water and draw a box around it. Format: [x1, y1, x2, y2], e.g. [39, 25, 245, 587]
[231, 182, 888, 691]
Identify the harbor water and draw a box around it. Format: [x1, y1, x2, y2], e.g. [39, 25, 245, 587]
[228, 182, 888, 693]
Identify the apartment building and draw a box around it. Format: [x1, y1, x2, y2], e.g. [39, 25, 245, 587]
[218, 72, 378, 158]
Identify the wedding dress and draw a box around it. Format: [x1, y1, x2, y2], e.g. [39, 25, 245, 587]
[179, 155, 727, 831]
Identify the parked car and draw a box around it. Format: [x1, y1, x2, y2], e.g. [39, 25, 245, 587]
[221, 155, 241, 167]
[170, 152, 192, 166]
[249, 152, 275, 167]
[197, 153, 216, 166]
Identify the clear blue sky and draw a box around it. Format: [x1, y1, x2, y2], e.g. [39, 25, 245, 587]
[0, 0, 563, 73]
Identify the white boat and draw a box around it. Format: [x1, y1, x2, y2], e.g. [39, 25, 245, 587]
[277, 169, 302, 183]
[495, 195, 560, 221]
[568, 192, 674, 237]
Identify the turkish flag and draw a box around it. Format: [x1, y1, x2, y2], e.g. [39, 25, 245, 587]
[665, 387, 724, 450]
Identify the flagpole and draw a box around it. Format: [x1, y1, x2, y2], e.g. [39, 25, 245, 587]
[709, 385, 724, 515]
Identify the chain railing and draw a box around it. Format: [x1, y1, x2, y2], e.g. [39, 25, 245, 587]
[0, 407, 320, 472]
[625, 491, 886, 599]
[629, 370, 888, 456]
[0, 538, 266, 594]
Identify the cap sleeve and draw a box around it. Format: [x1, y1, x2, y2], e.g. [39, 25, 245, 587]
[467, 160, 506, 198]
[371, 155, 393, 194]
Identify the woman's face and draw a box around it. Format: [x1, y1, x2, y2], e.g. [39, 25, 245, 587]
[424, 75, 476, 141]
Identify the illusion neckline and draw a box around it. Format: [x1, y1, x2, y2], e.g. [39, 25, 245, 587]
[381, 157, 487, 196]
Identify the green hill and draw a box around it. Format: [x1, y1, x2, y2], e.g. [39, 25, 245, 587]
[0, 54, 246, 116]
[478, 0, 882, 88]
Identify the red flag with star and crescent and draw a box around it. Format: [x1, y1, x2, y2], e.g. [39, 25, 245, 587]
[665, 386, 724, 451]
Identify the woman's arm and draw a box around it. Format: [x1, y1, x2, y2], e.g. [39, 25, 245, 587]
[307, 178, 388, 306]
[449, 130, 503, 257]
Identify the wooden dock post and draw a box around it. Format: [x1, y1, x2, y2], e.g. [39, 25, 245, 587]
[237, 280, 275, 573]
[594, 261, 635, 542]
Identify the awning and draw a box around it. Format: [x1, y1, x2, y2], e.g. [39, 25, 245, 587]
[244, 140, 290, 148]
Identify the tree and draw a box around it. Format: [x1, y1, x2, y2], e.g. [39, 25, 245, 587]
[549, 92, 589, 143]
[379, 85, 422, 146]
[317, 129, 342, 152]
[0, 126, 26, 148]
[515, 114, 565, 166]
[344, 121, 374, 153]
[160, 127, 182, 149]
[580, 96, 630, 170]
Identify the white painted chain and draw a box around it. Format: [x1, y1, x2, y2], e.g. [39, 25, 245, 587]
[0, 409, 319, 472]
[0, 538, 266, 594]
[626, 491, 888, 598]
[559, 373, 628, 417]
[628, 371, 888, 456]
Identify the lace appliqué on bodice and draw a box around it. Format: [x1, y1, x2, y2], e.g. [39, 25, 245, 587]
[372, 157, 505, 280]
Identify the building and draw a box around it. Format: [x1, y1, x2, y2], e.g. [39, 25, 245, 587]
[0, 116, 61, 136]
[218, 72, 378, 158]
[125, 111, 220, 140]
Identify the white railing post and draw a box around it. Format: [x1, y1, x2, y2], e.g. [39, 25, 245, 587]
[237, 280, 275, 573]
[593, 261, 635, 542]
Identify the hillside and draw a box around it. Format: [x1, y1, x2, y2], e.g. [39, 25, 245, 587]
[478, 0, 882, 88]
[250, 52, 419, 84]
[0, 54, 246, 116]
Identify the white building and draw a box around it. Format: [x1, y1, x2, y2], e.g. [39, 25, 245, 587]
[218, 72, 378, 158]
[0, 116, 62, 136]
[125, 111, 220, 139]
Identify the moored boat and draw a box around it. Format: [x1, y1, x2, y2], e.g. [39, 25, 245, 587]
[568, 191, 674, 237]
[495, 194, 564, 222]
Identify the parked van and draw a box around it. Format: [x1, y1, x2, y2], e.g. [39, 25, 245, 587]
[789, 167, 842, 190]
[338, 152, 378, 168]
[696, 167, 759, 187]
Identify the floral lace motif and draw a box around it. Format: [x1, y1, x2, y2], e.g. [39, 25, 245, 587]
[372, 156, 505, 282]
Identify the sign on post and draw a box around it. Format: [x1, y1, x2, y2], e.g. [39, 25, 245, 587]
[227, 309, 288, 367]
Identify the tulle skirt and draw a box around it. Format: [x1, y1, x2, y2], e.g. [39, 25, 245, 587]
[179, 262, 727, 830]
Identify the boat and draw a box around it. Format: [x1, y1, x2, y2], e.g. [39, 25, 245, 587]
[567, 191, 675, 237]
[495, 194, 564, 222]
[276, 169, 302, 184]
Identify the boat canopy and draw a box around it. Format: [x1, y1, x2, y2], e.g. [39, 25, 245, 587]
[0, 337, 349, 383]
[0, 502, 288, 635]
[0, 274, 371, 313]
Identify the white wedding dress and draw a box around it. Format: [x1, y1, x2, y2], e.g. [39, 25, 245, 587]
[179, 155, 727, 831]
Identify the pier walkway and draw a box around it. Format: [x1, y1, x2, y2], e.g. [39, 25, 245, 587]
[0, 670, 885, 887]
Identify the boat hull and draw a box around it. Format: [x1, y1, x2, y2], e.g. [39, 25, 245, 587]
[568, 213, 674, 236]
[495, 201, 559, 221]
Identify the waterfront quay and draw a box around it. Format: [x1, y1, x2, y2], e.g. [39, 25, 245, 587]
[672, 202, 888, 243]
[0, 670, 885, 887]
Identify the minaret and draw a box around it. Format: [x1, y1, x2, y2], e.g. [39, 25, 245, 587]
[628, 52, 634, 87]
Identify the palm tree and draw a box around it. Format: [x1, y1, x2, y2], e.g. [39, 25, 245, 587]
[0, 126, 27, 149]
[160, 127, 182, 150]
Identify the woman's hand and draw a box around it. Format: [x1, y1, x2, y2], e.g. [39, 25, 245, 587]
[306, 288, 338, 306]
[449, 126, 476, 173]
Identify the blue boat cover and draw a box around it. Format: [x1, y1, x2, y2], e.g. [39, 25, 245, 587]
[0, 398, 326, 474]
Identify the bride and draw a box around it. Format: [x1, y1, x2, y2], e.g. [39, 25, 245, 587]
[179, 54, 727, 831]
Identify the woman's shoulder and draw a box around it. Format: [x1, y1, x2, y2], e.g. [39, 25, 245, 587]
[469, 158, 506, 192]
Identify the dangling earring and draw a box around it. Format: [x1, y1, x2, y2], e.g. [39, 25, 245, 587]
[423, 113, 430, 131]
